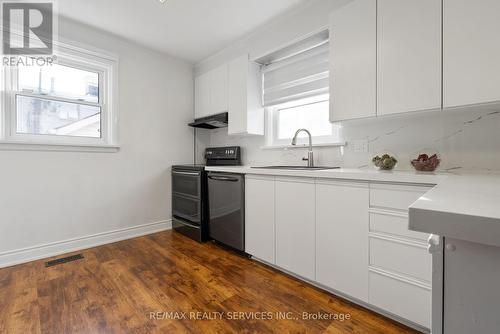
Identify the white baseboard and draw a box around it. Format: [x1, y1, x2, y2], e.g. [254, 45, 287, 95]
[0, 219, 172, 269]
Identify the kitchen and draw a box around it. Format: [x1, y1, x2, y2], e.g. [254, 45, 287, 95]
[1, 0, 500, 333]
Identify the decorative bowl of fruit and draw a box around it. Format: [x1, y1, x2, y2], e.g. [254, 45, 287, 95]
[372, 154, 398, 170]
[411, 153, 440, 172]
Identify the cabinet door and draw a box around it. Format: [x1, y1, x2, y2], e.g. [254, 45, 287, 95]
[275, 177, 315, 280]
[330, 0, 376, 121]
[210, 64, 228, 114]
[245, 175, 275, 264]
[443, 238, 500, 334]
[228, 55, 264, 136]
[228, 55, 247, 135]
[444, 0, 500, 107]
[377, 0, 441, 115]
[316, 180, 369, 302]
[194, 72, 210, 118]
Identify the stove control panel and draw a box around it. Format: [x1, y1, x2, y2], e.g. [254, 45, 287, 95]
[205, 146, 241, 165]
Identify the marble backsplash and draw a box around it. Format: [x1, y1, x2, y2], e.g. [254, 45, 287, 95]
[195, 103, 500, 172]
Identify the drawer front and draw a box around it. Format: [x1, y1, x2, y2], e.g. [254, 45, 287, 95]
[172, 194, 201, 224]
[172, 170, 201, 198]
[369, 271, 431, 328]
[370, 212, 429, 241]
[370, 236, 431, 282]
[370, 183, 431, 211]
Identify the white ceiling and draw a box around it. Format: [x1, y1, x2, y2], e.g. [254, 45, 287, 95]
[58, 0, 310, 63]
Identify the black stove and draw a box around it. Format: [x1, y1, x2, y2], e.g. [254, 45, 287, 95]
[171, 147, 241, 242]
[171, 164, 206, 171]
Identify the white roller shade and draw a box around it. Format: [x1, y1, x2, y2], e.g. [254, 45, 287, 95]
[262, 34, 329, 107]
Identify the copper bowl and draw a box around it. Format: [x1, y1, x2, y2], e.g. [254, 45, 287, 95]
[411, 154, 440, 172]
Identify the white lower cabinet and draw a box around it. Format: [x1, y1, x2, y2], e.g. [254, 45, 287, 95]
[275, 177, 316, 281]
[443, 238, 500, 334]
[369, 271, 431, 328]
[370, 183, 431, 211]
[244, 176, 433, 330]
[369, 183, 433, 329]
[369, 236, 431, 283]
[316, 179, 369, 302]
[370, 211, 429, 242]
[245, 175, 275, 264]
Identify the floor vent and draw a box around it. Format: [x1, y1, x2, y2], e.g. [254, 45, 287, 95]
[45, 254, 84, 267]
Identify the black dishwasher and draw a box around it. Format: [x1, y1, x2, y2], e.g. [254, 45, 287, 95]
[207, 172, 245, 252]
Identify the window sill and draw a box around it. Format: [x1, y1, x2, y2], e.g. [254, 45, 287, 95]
[260, 142, 346, 150]
[0, 141, 120, 153]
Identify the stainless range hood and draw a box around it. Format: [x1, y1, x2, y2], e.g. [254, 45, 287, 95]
[188, 112, 228, 129]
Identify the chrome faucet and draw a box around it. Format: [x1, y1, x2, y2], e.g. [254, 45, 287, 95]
[291, 128, 314, 167]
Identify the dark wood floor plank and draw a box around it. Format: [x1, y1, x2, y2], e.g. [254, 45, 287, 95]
[0, 230, 421, 334]
[4, 264, 42, 334]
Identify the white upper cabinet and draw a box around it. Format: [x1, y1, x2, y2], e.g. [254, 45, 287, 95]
[377, 0, 442, 115]
[228, 54, 264, 136]
[195, 56, 264, 134]
[194, 64, 228, 119]
[275, 177, 316, 281]
[330, 0, 377, 122]
[443, 0, 500, 107]
[316, 180, 369, 302]
[210, 65, 228, 115]
[194, 72, 211, 118]
[329, 0, 500, 119]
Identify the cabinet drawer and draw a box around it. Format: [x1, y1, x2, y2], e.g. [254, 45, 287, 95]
[369, 271, 431, 328]
[370, 236, 431, 282]
[370, 212, 429, 241]
[370, 183, 431, 211]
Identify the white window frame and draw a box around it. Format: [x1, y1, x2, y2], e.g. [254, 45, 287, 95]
[265, 94, 342, 147]
[0, 33, 119, 152]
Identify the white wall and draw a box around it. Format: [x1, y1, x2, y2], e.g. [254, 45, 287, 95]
[195, 0, 350, 75]
[202, 106, 500, 171]
[0, 17, 194, 266]
[195, 0, 500, 172]
[194, 0, 350, 162]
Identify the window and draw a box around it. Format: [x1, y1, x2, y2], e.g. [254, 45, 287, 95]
[260, 30, 342, 147]
[268, 94, 341, 146]
[1, 39, 118, 149]
[16, 64, 101, 138]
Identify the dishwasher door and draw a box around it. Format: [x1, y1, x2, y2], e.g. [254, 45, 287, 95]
[208, 172, 244, 251]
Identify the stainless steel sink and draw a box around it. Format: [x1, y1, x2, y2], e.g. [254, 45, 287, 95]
[251, 166, 340, 171]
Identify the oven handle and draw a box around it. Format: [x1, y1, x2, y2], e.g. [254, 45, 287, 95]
[208, 175, 240, 182]
[173, 216, 201, 229]
[172, 171, 200, 176]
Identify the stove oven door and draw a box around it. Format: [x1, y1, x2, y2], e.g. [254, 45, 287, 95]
[172, 169, 202, 224]
[172, 169, 201, 199]
[172, 194, 201, 225]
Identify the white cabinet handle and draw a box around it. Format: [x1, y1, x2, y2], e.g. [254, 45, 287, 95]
[427, 234, 442, 254]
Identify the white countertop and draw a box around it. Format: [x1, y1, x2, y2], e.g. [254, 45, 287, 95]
[206, 165, 500, 247]
[409, 174, 500, 247]
[205, 166, 447, 184]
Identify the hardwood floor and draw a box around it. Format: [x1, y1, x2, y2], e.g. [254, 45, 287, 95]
[0, 230, 420, 334]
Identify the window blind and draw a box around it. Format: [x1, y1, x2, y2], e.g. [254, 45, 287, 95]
[262, 32, 329, 107]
